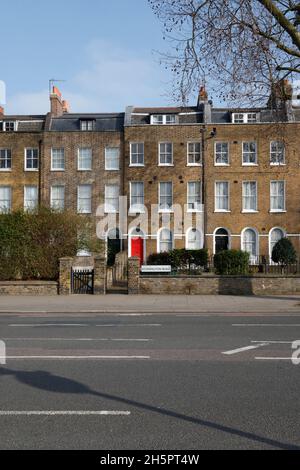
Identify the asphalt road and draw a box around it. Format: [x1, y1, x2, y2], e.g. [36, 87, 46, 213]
[0, 312, 300, 450]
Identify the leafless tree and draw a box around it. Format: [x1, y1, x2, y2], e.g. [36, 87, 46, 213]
[148, 0, 300, 105]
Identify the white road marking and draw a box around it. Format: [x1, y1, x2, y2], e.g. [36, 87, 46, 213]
[255, 357, 294, 361]
[0, 411, 130, 416]
[2, 355, 150, 360]
[233, 324, 300, 327]
[95, 324, 161, 327]
[9, 324, 88, 327]
[222, 343, 268, 355]
[251, 340, 294, 344]
[3, 338, 151, 342]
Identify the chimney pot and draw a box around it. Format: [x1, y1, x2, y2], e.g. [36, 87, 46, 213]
[62, 100, 70, 114]
[0, 106, 4, 116]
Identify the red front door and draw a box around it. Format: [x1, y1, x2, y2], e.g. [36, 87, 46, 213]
[131, 237, 144, 266]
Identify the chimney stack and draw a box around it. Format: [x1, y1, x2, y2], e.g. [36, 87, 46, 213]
[50, 86, 69, 117]
[197, 85, 208, 107]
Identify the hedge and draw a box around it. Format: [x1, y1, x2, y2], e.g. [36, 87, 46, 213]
[214, 250, 250, 275]
[0, 208, 102, 281]
[147, 249, 208, 269]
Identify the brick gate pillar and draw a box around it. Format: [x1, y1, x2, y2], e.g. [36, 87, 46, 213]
[128, 257, 140, 295]
[59, 257, 73, 295]
[94, 255, 106, 295]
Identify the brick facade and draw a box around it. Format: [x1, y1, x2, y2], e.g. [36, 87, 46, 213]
[1, 84, 300, 267]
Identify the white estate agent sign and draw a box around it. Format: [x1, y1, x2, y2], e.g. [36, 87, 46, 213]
[141, 265, 172, 273]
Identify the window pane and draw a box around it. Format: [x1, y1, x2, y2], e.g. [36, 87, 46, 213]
[0, 186, 11, 213]
[130, 182, 144, 211]
[77, 185, 92, 213]
[51, 186, 65, 210]
[215, 143, 229, 164]
[243, 182, 257, 211]
[78, 148, 92, 170]
[159, 229, 173, 253]
[188, 142, 201, 165]
[51, 148, 65, 170]
[25, 148, 39, 170]
[105, 147, 120, 170]
[243, 142, 257, 164]
[188, 181, 202, 211]
[130, 143, 144, 165]
[215, 182, 229, 210]
[271, 181, 285, 211]
[270, 141, 285, 164]
[0, 149, 12, 170]
[159, 143, 173, 165]
[24, 186, 38, 211]
[159, 182, 172, 210]
[105, 185, 119, 213]
[243, 229, 257, 258]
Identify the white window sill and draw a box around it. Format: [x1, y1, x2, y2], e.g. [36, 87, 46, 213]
[187, 209, 203, 213]
[105, 168, 120, 171]
[158, 210, 174, 214]
[214, 163, 230, 167]
[242, 163, 258, 167]
[129, 164, 145, 168]
[0, 169, 12, 172]
[51, 169, 65, 172]
[270, 163, 286, 166]
[242, 210, 259, 213]
[214, 210, 231, 213]
[25, 169, 39, 172]
[187, 163, 202, 167]
[158, 164, 174, 167]
[269, 210, 287, 213]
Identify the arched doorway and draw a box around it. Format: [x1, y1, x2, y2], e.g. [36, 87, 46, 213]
[214, 228, 229, 254]
[129, 228, 145, 266]
[107, 228, 121, 266]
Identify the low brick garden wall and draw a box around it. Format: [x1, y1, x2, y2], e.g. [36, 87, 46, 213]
[0, 281, 58, 296]
[138, 275, 300, 295]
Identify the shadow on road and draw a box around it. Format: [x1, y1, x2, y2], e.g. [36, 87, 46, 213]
[0, 366, 299, 450]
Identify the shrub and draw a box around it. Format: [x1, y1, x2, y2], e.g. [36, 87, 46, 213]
[147, 249, 208, 269]
[272, 238, 297, 265]
[214, 250, 250, 275]
[0, 208, 102, 281]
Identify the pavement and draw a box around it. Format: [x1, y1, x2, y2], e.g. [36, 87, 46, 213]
[0, 294, 300, 314]
[0, 300, 300, 449]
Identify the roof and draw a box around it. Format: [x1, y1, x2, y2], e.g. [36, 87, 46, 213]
[50, 113, 124, 132]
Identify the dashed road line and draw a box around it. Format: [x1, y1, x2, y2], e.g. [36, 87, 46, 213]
[222, 343, 268, 355]
[0, 411, 131, 416]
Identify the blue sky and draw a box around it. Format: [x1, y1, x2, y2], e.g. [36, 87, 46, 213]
[1, 0, 188, 114]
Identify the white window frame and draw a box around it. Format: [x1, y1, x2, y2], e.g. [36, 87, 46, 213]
[241, 227, 259, 263]
[232, 113, 258, 123]
[0, 186, 11, 213]
[157, 228, 174, 253]
[77, 184, 92, 214]
[151, 114, 176, 125]
[270, 180, 286, 212]
[187, 142, 202, 166]
[0, 148, 12, 171]
[185, 228, 203, 250]
[105, 147, 120, 171]
[80, 120, 94, 131]
[269, 227, 286, 260]
[105, 184, 120, 214]
[242, 142, 257, 166]
[24, 148, 39, 171]
[77, 147, 92, 171]
[242, 181, 258, 213]
[24, 186, 38, 211]
[159, 142, 173, 166]
[50, 185, 65, 211]
[159, 182, 173, 213]
[187, 181, 202, 212]
[51, 148, 65, 171]
[215, 142, 230, 166]
[270, 141, 285, 166]
[130, 142, 144, 167]
[129, 182, 145, 214]
[215, 181, 230, 212]
[3, 121, 16, 132]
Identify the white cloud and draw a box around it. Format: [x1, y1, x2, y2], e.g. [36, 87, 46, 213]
[7, 39, 170, 114]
